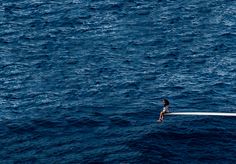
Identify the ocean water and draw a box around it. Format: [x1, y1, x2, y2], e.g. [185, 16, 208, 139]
[0, 0, 236, 163]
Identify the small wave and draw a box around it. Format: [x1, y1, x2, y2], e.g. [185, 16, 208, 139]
[5, 122, 36, 134]
[66, 117, 102, 128]
[13, 158, 38, 164]
[32, 119, 62, 128]
[109, 116, 131, 127]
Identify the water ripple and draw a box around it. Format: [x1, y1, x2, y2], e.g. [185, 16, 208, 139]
[1, 0, 236, 163]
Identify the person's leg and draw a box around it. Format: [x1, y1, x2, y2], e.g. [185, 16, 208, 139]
[160, 112, 164, 120]
[158, 111, 164, 121]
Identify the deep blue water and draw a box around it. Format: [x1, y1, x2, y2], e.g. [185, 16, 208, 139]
[0, 0, 236, 163]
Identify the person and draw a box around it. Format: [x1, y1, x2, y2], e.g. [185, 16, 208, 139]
[157, 99, 170, 122]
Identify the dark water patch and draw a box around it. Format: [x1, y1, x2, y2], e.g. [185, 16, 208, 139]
[14, 158, 38, 164]
[43, 144, 83, 160]
[90, 111, 104, 117]
[6, 121, 36, 134]
[109, 116, 131, 127]
[65, 116, 103, 128]
[128, 128, 236, 162]
[117, 81, 141, 90]
[128, 133, 179, 162]
[212, 43, 229, 52]
[220, 32, 236, 38]
[0, 133, 40, 151]
[121, 108, 155, 121]
[31, 119, 63, 128]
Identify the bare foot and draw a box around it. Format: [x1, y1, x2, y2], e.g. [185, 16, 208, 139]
[157, 119, 162, 122]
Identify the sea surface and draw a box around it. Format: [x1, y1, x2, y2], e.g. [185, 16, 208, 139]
[0, 0, 236, 163]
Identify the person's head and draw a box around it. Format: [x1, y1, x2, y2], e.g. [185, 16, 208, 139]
[162, 99, 169, 106]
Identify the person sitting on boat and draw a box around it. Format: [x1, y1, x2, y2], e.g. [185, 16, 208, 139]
[158, 99, 170, 122]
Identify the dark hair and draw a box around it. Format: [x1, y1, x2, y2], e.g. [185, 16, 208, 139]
[163, 99, 169, 106]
